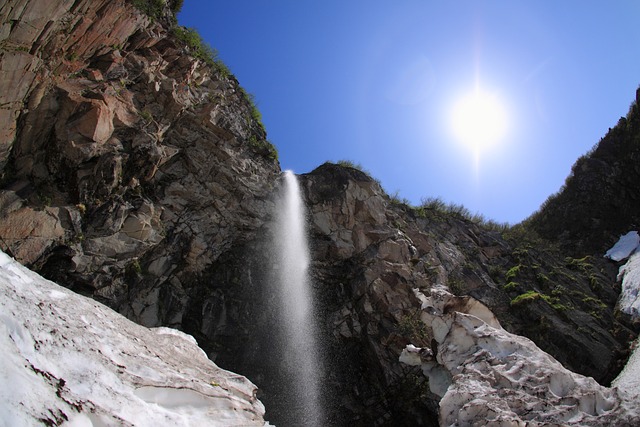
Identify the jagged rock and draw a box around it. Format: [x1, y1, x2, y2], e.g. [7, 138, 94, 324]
[0, 205, 66, 264]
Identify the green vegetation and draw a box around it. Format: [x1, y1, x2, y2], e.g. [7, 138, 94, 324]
[139, 109, 153, 122]
[248, 135, 278, 161]
[510, 289, 569, 312]
[336, 159, 367, 171]
[505, 265, 521, 282]
[510, 290, 542, 306]
[169, 0, 184, 13]
[535, 272, 549, 285]
[488, 265, 503, 282]
[389, 191, 412, 207]
[125, 259, 143, 279]
[172, 26, 224, 71]
[238, 87, 265, 132]
[413, 196, 510, 232]
[564, 255, 593, 272]
[131, 0, 183, 19]
[397, 311, 430, 345]
[447, 275, 465, 296]
[131, 0, 166, 20]
[503, 281, 520, 292]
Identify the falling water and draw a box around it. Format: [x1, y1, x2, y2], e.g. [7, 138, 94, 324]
[273, 170, 323, 426]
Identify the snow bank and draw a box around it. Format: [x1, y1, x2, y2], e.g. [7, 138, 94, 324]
[0, 251, 267, 426]
[401, 287, 640, 426]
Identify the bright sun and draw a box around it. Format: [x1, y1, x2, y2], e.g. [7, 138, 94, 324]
[451, 89, 508, 152]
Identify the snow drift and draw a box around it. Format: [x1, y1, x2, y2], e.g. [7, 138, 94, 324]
[0, 251, 266, 426]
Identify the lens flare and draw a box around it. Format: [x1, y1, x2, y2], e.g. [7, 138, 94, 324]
[451, 88, 508, 151]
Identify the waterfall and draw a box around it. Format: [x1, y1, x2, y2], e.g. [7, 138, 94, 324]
[272, 170, 323, 426]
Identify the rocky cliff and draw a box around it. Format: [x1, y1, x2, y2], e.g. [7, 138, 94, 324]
[527, 89, 640, 255]
[0, 0, 279, 316]
[1, 1, 638, 426]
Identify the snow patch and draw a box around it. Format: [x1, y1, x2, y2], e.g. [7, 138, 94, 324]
[613, 340, 640, 397]
[605, 231, 640, 320]
[605, 231, 640, 261]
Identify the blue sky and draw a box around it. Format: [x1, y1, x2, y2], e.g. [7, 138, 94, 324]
[178, 1, 640, 224]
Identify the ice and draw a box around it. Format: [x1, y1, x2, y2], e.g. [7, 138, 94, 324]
[611, 234, 640, 399]
[0, 251, 267, 426]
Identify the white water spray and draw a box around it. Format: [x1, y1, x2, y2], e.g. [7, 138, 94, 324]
[274, 170, 323, 425]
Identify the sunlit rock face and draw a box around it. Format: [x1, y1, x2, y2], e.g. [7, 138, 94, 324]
[0, 0, 279, 325]
[401, 287, 640, 426]
[0, 251, 266, 426]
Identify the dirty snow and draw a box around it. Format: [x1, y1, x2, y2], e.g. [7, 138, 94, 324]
[401, 286, 640, 426]
[0, 251, 267, 426]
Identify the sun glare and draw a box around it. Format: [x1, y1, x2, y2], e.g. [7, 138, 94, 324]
[451, 89, 508, 151]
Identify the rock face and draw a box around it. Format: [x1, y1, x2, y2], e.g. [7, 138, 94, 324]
[1, 1, 639, 426]
[0, 250, 267, 426]
[0, 0, 279, 322]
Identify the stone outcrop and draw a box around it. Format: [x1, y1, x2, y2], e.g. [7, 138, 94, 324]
[291, 163, 635, 424]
